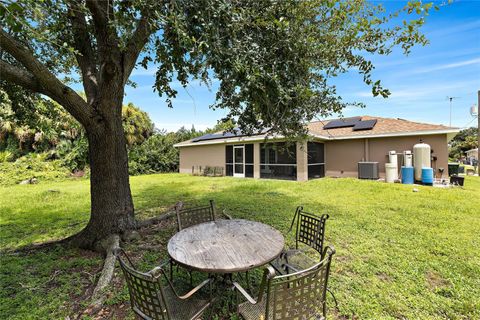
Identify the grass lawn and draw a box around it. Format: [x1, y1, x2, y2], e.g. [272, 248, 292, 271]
[1, 173, 479, 319]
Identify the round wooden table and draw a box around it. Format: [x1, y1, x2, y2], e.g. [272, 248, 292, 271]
[167, 219, 285, 273]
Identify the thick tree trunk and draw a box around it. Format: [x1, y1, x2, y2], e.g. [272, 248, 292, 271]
[71, 97, 136, 249]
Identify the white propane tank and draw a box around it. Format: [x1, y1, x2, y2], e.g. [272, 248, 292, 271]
[385, 163, 397, 183]
[404, 150, 413, 167]
[413, 142, 431, 181]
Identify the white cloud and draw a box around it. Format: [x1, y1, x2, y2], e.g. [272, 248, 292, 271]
[409, 57, 480, 75]
[355, 79, 479, 100]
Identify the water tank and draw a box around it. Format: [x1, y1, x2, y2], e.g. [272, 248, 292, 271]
[388, 150, 398, 166]
[385, 163, 397, 183]
[404, 150, 413, 167]
[421, 167, 434, 185]
[413, 143, 431, 181]
[401, 166, 414, 184]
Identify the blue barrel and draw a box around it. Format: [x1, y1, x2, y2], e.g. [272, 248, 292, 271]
[421, 167, 434, 185]
[401, 166, 414, 184]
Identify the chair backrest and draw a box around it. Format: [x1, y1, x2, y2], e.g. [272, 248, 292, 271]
[175, 200, 216, 231]
[115, 249, 171, 320]
[290, 206, 329, 254]
[266, 246, 335, 320]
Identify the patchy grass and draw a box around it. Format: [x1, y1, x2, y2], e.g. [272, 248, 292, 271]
[1, 174, 479, 319]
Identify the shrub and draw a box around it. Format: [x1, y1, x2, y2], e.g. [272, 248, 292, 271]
[0, 154, 71, 186]
[128, 133, 179, 175]
[0, 151, 13, 163]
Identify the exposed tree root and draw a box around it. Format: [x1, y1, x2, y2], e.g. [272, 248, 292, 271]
[81, 234, 120, 317]
[135, 201, 183, 228]
[135, 210, 175, 228]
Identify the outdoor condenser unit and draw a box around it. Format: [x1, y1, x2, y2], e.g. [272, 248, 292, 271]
[358, 162, 379, 180]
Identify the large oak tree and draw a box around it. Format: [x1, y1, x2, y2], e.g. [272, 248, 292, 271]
[0, 0, 435, 249]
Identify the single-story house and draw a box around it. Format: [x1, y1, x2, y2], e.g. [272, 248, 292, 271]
[174, 116, 459, 181]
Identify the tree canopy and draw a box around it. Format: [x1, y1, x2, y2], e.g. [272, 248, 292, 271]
[1, 0, 435, 137]
[449, 127, 478, 160]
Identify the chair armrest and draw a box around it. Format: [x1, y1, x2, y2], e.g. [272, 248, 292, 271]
[222, 209, 233, 220]
[164, 276, 213, 300]
[233, 266, 276, 305]
[232, 282, 258, 304]
[176, 278, 212, 300]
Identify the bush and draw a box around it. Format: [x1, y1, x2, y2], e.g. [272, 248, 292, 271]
[0, 151, 14, 163]
[0, 154, 71, 186]
[128, 133, 179, 175]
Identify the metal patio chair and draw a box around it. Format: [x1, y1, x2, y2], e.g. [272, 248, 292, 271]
[175, 200, 217, 231]
[233, 246, 336, 320]
[272, 206, 329, 275]
[115, 248, 214, 320]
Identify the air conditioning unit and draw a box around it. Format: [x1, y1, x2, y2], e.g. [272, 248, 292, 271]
[358, 162, 379, 180]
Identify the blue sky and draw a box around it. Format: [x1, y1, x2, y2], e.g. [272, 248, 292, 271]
[123, 0, 480, 132]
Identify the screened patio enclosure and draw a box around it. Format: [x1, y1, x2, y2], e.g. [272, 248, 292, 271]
[224, 141, 325, 181]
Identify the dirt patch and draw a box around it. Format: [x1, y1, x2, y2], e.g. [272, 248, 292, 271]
[426, 271, 450, 290]
[376, 272, 393, 282]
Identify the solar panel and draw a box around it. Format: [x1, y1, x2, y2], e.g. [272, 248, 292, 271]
[352, 119, 377, 131]
[191, 128, 268, 142]
[191, 130, 241, 142]
[323, 117, 362, 129]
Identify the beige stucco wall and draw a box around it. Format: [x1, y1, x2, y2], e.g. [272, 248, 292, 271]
[325, 134, 449, 178]
[178, 144, 225, 174]
[296, 141, 308, 181]
[324, 139, 365, 177]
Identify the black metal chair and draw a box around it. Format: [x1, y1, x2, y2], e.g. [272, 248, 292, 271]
[175, 200, 217, 231]
[115, 248, 214, 320]
[233, 246, 336, 320]
[272, 206, 329, 275]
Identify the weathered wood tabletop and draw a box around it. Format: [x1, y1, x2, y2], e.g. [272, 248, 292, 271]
[167, 219, 285, 273]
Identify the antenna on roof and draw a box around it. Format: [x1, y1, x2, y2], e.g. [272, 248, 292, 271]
[446, 96, 460, 127]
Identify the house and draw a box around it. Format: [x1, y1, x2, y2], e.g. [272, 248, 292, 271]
[174, 116, 459, 181]
[465, 148, 478, 165]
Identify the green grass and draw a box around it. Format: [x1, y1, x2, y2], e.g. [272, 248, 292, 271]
[1, 174, 479, 319]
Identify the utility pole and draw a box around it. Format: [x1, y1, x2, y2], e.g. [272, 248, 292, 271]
[477, 90, 479, 174]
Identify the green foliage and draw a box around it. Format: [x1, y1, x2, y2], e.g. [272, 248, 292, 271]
[122, 103, 155, 147]
[1, 0, 435, 139]
[128, 127, 202, 175]
[0, 174, 479, 318]
[449, 127, 478, 160]
[0, 153, 71, 186]
[1, 85, 155, 171]
[55, 135, 89, 172]
[0, 151, 13, 162]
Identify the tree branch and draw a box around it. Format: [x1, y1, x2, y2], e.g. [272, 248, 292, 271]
[68, 0, 98, 103]
[85, 0, 119, 59]
[0, 29, 92, 126]
[0, 60, 44, 92]
[123, 12, 156, 84]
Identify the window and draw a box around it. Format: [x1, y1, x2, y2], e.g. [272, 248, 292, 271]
[307, 142, 325, 179]
[260, 142, 297, 180]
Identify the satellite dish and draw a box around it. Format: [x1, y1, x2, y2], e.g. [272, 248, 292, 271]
[471, 104, 478, 117]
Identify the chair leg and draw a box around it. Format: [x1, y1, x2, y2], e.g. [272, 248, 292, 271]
[169, 260, 174, 281]
[327, 288, 339, 311]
